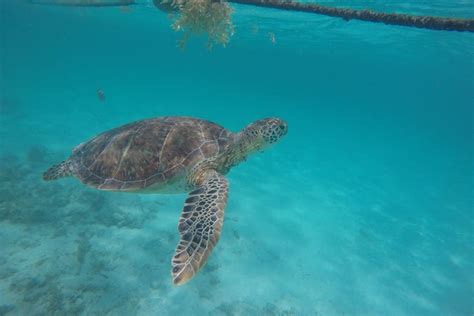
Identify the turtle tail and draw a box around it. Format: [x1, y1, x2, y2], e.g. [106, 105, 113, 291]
[43, 160, 74, 181]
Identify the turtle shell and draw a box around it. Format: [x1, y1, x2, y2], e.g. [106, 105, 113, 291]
[70, 117, 232, 191]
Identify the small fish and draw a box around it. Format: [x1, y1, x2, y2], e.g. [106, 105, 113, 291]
[97, 89, 105, 102]
[268, 32, 276, 45]
[251, 24, 259, 34]
[119, 6, 133, 13]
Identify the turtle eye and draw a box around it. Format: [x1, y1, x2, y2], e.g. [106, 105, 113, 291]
[275, 122, 287, 136]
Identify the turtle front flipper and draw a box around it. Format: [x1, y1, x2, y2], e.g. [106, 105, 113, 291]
[171, 170, 228, 286]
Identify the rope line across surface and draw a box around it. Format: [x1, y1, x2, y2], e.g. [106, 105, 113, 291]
[231, 0, 474, 32]
[30, 0, 474, 32]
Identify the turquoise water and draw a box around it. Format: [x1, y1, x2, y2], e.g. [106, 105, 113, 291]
[1, 0, 473, 315]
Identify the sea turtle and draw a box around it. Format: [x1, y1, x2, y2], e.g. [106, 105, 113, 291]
[43, 116, 288, 285]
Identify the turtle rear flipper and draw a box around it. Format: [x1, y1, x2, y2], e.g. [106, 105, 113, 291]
[43, 160, 74, 181]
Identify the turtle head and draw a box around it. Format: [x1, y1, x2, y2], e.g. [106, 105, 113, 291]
[248, 117, 288, 145]
[240, 117, 288, 152]
[222, 117, 287, 170]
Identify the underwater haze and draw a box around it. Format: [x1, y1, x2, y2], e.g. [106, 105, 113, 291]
[1, 0, 473, 315]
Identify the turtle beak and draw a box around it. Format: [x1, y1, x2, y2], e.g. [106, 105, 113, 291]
[279, 121, 288, 136]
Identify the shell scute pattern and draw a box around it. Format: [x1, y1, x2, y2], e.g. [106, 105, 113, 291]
[71, 117, 231, 190]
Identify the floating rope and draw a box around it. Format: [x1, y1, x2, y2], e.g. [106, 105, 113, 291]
[29, 0, 136, 6]
[231, 0, 474, 32]
[30, 0, 474, 32]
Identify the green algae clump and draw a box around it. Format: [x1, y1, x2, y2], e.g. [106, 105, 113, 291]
[169, 0, 234, 49]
